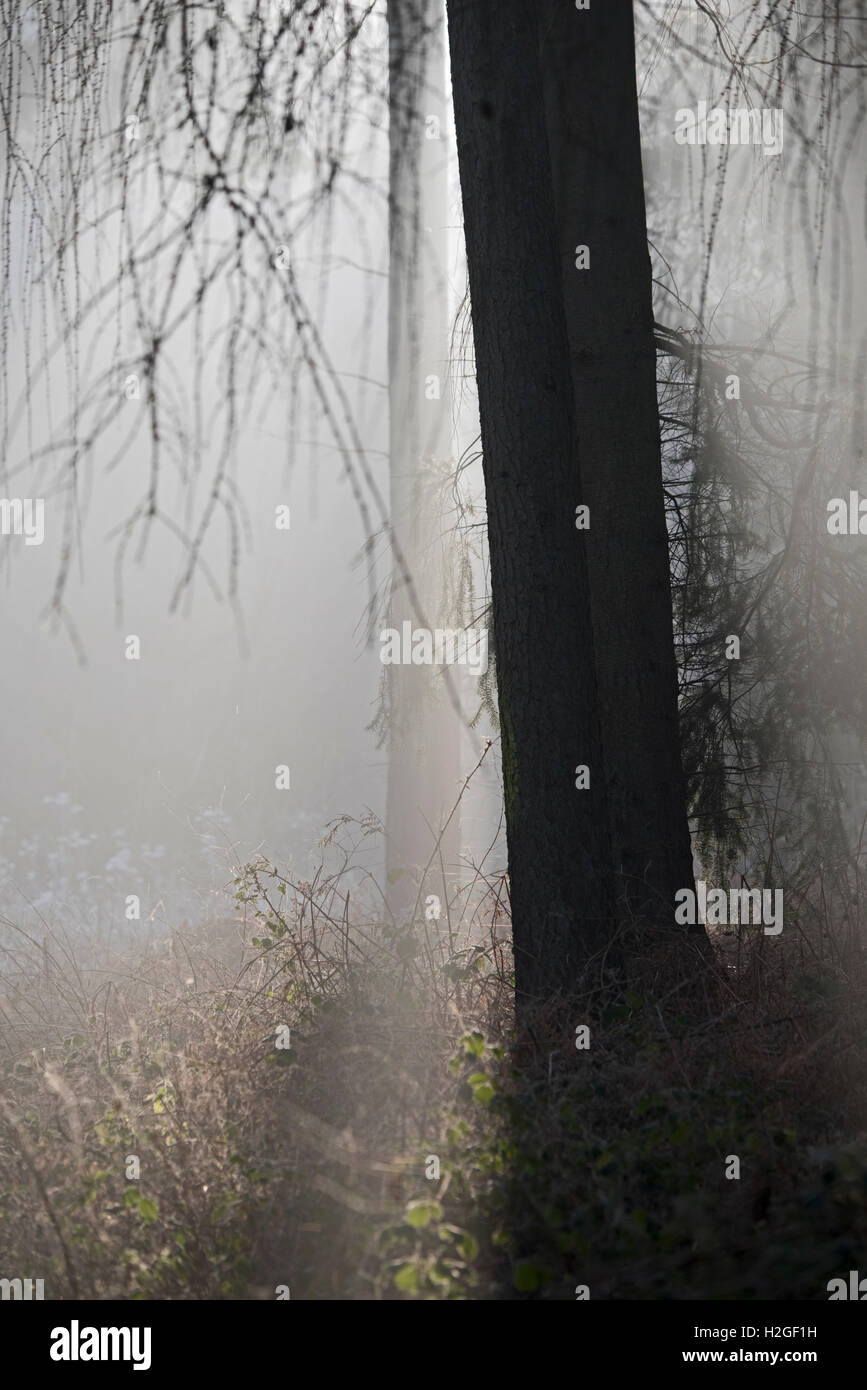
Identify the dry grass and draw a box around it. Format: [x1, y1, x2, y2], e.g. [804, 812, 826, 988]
[2, 821, 867, 1300]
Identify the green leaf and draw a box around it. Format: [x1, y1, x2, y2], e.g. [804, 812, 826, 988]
[467, 1072, 495, 1105]
[405, 1199, 443, 1229]
[138, 1197, 159, 1224]
[427, 1263, 452, 1290]
[458, 1231, 479, 1261]
[394, 1262, 418, 1292]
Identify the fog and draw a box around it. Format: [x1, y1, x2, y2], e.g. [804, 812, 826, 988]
[2, 1, 864, 950]
[0, 1, 499, 951]
[2, 0, 867, 1315]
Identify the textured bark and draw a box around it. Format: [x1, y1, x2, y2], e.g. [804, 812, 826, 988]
[538, 0, 697, 925]
[385, 0, 462, 923]
[446, 0, 615, 1005]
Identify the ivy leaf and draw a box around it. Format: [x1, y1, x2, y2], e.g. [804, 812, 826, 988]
[467, 1072, 495, 1105]
[138, 1197, 159, 1224]
[405, 1199, 443, 1229]
[394, 1263, 418, 1292]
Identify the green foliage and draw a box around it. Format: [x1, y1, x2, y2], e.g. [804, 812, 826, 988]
[370, 1001, 867, 1300]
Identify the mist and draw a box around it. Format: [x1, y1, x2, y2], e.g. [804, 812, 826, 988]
[2, 0, 867, 1331]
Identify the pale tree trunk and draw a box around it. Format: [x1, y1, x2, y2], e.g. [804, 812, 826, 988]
[445, 0, 616, 1007]
[385, 0, 462, 925]
[538, 0, 697, 926]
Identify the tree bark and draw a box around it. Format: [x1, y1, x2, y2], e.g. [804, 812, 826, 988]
[538, 0, 697, 926]
[446, 0, 615, 1006]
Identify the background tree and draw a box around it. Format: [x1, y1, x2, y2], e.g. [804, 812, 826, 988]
[384, 0, 463, 923]
[640, 0, 867, 969]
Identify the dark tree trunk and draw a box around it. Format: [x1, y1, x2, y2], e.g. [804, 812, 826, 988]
[446, 0, 615, 1006]
[538, 0, 697, 926]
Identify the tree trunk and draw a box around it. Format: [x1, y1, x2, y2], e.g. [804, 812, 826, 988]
[385, 0, 462, 925]
[538, 0, 697, 926]
[445, 0, 615, 1006]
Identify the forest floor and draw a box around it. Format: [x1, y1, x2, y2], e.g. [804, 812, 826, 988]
[2, 851, 867, 1300]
